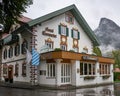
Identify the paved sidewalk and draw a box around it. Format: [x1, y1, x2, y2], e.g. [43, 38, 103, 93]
[0, 81, 76, 90]
[0, 81, 35, 89]
[0, 81, 114, 90]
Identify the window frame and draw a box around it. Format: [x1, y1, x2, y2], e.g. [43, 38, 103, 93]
[21, 40, 28, 54]
[14, 63, 19, 76]
[3, 64, 8, 77]
[47, 63, 56, 78]
[71, 29, 80, 39]
[60, 44, 67, 51]
[80, 62, 96, 76]
[22, 62, 27, 77]
[3, 48, 7, 59]
[8, 46, 13, 58]
[58, 25, 69, 36]
[45, 42, 53, 49]
[15, 43, 20, 56]
[99, 64, 111, 75]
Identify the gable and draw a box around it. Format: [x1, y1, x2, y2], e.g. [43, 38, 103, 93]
[27, 4, 99, 46]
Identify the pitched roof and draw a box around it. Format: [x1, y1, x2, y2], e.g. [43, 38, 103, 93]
[18, 15, 32, 23]
[27, 4, 100, 46]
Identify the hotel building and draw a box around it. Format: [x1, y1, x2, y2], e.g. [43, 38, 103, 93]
[0, 5, 114, 87]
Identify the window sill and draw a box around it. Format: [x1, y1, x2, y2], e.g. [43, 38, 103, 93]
[46, 77, 55, 79]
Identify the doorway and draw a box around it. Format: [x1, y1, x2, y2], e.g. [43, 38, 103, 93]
[61, 63, 71, 84]
[8, 65, 13, 83]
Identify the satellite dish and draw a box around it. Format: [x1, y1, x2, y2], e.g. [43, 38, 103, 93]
[0, 24, 4, 32]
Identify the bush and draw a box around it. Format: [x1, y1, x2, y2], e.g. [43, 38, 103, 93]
[114, 72, 120, 81]
[69, 50, 75, 52]
[54, 48, 62, 51]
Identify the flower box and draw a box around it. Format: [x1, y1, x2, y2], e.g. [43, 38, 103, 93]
[84, 76, 95, 80]
[102, 75, 110, 79]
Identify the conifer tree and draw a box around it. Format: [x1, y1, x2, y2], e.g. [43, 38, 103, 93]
[93, 46, 102, 56]
[0, 0, 33, 32]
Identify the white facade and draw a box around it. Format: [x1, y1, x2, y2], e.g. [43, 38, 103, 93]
[35, 13, 93, 54]
[0, 5, 114, 87]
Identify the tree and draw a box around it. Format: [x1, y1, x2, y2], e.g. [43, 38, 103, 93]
[0, 0, 33, 33]
[112, 50, 120, 68]
[93, 46, 102, 56]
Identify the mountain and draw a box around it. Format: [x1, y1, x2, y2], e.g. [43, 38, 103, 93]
[94, 18, 120, 54]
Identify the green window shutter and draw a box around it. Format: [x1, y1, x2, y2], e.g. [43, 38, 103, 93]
[78, 32, 80, 40]
[66, 27, 69, 36]
[58, 25, 61, 34]
[71, 29, 73, 38]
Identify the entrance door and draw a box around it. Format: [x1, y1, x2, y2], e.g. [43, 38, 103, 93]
[8, 65, 13, 83]
[61, 63, 71, 84]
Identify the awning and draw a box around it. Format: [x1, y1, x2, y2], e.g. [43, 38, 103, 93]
[3, 34, 19, 45]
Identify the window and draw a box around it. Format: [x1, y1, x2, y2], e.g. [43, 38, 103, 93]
[45, 38, 54, 51]
[60, 44, 67, 51]
[58, 25, 69, 36]
[39, 70, 46, 76]
[100, 64, 110, 75]
[21, 40, 28, 54]
[3, 48, 7, 59]
[65, 13, 74, 24]
[15, 44, 20, 56]
[8, 46, 13, 58]
[71, 29, 80, 39]
[47, 63, 55, 78]
[73, 30, 78, 39]
[3, 64, 7, 77]
[15, 64, 19, 76]
[22, 62, 26, 76]
[61, 26, 66, 35]
[46, 42, 53, 49]
[80, 62, 95, 75]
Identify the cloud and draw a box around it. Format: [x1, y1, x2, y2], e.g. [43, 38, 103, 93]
[23, 0, 120, 30]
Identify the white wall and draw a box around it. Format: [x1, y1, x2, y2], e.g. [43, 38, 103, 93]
[1, 60, 31, 82]
[1, 31, 32, 82]
[35, 13, 93, 54]
[38, 61, 56, 85]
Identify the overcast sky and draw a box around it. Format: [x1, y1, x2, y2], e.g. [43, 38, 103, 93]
[23, 0, 120, 30]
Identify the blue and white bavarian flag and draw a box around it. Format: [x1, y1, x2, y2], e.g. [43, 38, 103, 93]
[32, 48, 40, 66]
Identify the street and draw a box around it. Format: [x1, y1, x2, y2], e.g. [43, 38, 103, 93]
[0, 84, 120, 96]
